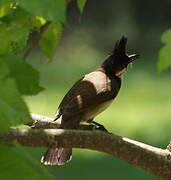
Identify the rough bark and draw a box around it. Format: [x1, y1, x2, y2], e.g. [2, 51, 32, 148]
[0, 113, 171, 179]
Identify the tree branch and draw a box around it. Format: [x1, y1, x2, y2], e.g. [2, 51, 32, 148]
[0, 114, 171, 179]
[29, 113, 95, 130]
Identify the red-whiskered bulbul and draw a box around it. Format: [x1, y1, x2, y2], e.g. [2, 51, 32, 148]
[41, 36, 139, 165]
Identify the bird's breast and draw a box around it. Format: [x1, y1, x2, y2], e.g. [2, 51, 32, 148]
[83, 99, 113, 122]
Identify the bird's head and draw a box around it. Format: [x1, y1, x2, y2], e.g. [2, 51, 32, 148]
[101, 36, 139, 76]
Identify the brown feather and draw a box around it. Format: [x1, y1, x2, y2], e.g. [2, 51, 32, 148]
[41, 148, 72, 165]
[56, 70, 121, 124]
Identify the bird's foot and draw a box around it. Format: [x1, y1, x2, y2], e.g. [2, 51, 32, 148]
[91, 121, 109, 133]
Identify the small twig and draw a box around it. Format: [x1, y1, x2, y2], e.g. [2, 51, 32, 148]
[23, 21, 52, 59]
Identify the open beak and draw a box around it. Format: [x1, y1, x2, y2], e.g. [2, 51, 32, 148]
[128, 54, 140, 62]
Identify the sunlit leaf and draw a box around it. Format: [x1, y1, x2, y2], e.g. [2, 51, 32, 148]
[16, 0, 66, 23]
[39, 22, 62, 59]
[0, 0, 11, 17]
[31, 16, 46, 29]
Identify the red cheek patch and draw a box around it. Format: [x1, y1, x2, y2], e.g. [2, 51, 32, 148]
[116, 68, 123, 74]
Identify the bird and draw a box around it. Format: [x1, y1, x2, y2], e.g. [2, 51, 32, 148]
[41, 36, 139, 165]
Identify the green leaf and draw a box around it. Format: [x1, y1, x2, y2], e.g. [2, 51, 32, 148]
[7, 8, 31, 53]
[30, 16, 46, 29]
[0, 0, 12, 17]
[14, 144, 54, 180]
[158, 46, 171, 72]
[8, 8, 31, 40]
[0, 143, 40, 180]
[161, 29, 171, 44]
[0, 142, 54, 180]
[0, 59, 53, 179]
[77, 0, 87, 13]
[0, 59, 31, 131]
[16, 0, 67, 23]
[0, 25, 11, 54]
[5, 54, 44, 95]
[0, 8, 31, 54]
[158, 29, 171, 72]
[0, 0, 13, 5]
[39, 22, 62, 59]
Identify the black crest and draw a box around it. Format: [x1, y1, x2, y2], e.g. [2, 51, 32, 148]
[101, 36, 139, 75]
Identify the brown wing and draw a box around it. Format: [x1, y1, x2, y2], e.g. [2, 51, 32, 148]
[56, 71, 121, 121]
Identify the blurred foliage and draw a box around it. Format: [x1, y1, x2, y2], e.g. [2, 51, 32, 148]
[0, 58, 31, 132]
[5, 54, 44, 95]
[0, 142, 54, 180]
[0, 0, 83, 179]
[158, 29, 171, 72]
[77, 0, 87, 13]
[16, 0, 67, 23]
[39, 22, 62, 59]
[0, 0, 170, 179]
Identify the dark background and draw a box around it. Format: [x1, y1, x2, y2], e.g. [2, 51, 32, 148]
[26, 0, 171, 179]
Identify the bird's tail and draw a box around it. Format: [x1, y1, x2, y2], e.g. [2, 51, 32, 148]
[41, 147, 72, 165]
[41, 116, 80, 165]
